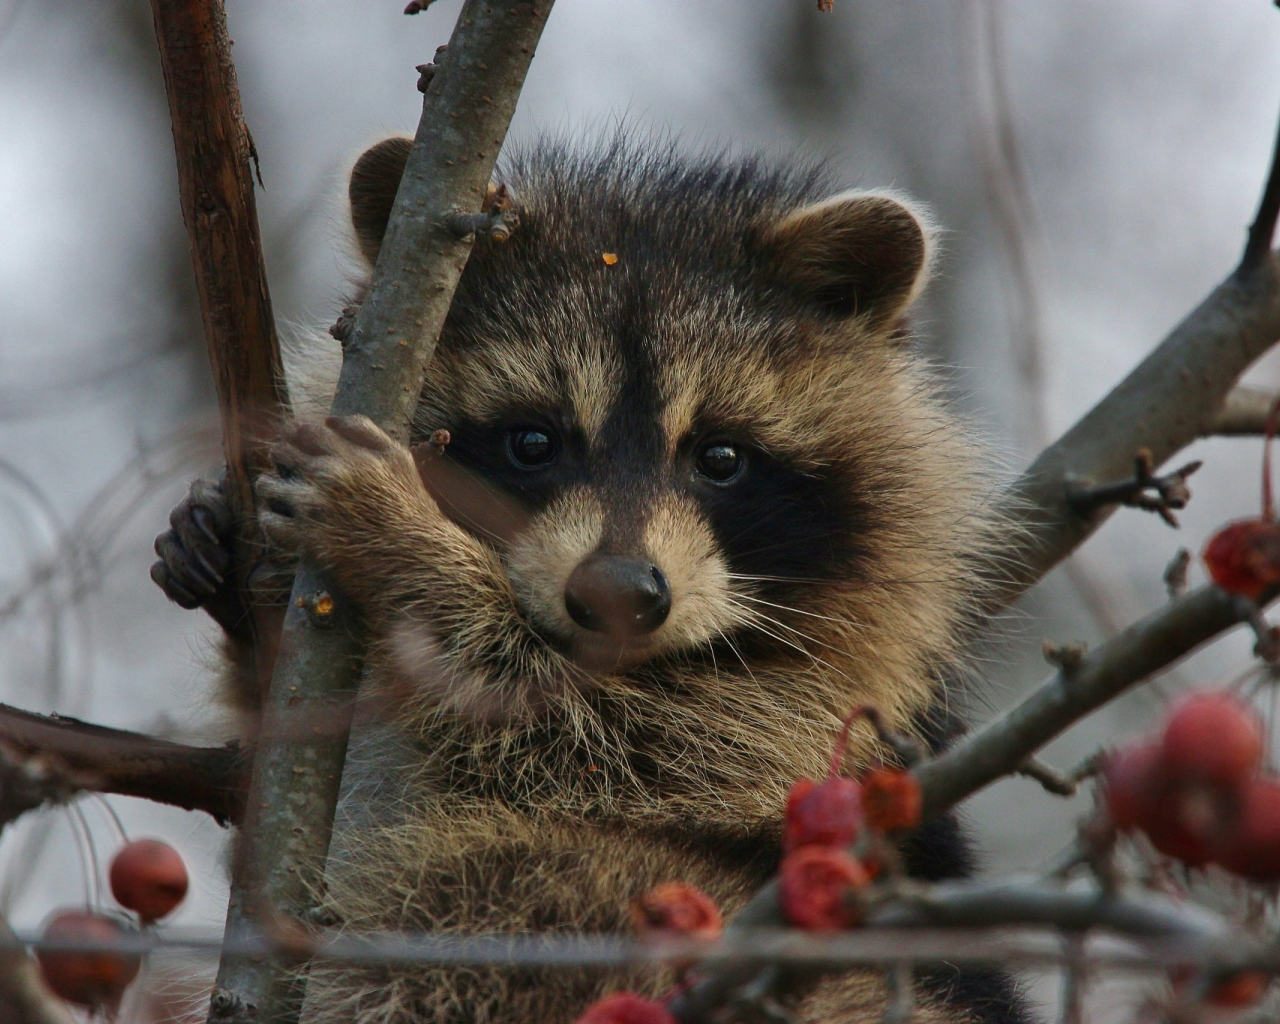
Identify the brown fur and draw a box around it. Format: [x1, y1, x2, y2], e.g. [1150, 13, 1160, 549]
[241, 136, 1007, 1023]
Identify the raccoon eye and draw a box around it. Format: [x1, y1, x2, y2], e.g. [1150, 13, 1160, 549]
[507, 428, 557, 468]
[695, 441, 744, 484]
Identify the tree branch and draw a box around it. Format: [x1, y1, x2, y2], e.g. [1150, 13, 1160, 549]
[1206, 385, 1279, 436]
[0, 704, 245, 826]
[150, 0, 290, 697]
[204, 3, 556, 1023]
[916, 584, 1269, 820]
[989, 99, 1280, 606]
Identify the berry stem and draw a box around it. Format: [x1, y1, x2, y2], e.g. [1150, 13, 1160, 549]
[830, 705, 874, 776]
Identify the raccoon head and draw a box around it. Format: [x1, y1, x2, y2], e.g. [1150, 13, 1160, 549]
[349, 136, 979, 712]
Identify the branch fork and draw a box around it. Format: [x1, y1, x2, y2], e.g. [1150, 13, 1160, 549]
[1067, 449, 1202, 528]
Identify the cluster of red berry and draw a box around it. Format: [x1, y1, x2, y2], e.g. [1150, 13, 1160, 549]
[777, 761, 918, 930]
[1103, 692, 1280, 878]
[573, 711, 923, 1024]
[35, 838, 188, 1013]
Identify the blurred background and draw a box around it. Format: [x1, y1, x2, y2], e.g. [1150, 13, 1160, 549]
[3, 1, 1280, 1019]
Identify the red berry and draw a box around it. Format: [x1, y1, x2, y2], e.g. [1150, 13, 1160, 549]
[574, 992, 676, 1024]
[109, 838, 188, 923]
[784, 775, 862, 852]
[630, 882, 722, 941]
[779, 845, 870, 931]
[1101, 743, 1163, 831]
[1207, 971, 1270, 1008]
[1143, 784, 1226, 868]
[35, 910, 141, 1010]
[1102, 743, 1227, 867]
[1171, 966, 1270, 1009]
[861, 768, 922, 833]
[1214, 775, 1280, 880]
[1203, 518, 1280, 601]
[1160, 693, 1263, 788]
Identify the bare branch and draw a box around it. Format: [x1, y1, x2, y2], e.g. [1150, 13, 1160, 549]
[916, 584, 1267, 820]
[150, 0, 290, 693]
[1207, 385, 1279, 436]
[1066, 450, 1201, 528]
[0, 704, 245, 826]
[206, 2, 556, 1022]
[989, 95, 1280, 605]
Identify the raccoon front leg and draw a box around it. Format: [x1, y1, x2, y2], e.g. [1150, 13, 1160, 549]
[257, 416, 561, 710]
[152, 472, 291, 710]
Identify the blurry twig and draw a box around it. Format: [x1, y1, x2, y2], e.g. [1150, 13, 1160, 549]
[0, 918, 74, 1024]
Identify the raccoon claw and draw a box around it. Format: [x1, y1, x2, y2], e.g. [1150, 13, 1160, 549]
[258, 417, 421, 558]
[152, 474, 235, 609]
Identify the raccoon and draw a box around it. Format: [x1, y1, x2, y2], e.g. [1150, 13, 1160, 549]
[153, 134, 1029, 1024]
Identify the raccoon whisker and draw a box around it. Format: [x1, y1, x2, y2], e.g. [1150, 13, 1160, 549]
[728, 590, 868, 627]
[725, 590, 910, 647]
[726, 569, 974, 591]
[712, 626, 759, 690]
[722, 599, 863, 685]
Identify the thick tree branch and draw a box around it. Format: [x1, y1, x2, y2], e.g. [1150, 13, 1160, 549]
[206, 3, 556, 1023]
[0, 704, 245, 826]
[150, 0, 290, 697]
[990, 100, 1280, 605]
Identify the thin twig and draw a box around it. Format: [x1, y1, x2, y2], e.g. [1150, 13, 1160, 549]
[1243, 99, 1280, 272]
[1066, 450, 1201, 528]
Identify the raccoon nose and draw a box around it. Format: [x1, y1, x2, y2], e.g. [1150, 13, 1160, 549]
[565, 556, 671, 636]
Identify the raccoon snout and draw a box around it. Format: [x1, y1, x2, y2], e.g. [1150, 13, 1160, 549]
[564, 556, 671, 636]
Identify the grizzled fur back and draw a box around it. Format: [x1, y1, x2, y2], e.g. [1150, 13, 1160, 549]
[246, 134, 1022, 1022]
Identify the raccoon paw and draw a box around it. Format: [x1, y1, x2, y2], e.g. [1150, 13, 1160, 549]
[257, 416, 423, 557]
[151, 473, 235, 610]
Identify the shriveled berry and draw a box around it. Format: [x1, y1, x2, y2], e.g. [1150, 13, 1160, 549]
[861, 768, 922, 832]
[574, 992, 676, 1024]
[35, 910, 141, 1010]
[784, 775, 862, 852]
[1214, 776, 1280, 881]
[109, 838, 188, 923]
[1203, 518, 1280, 601]
[779, 844, 870, 931]
[1160, 693, 1263, 788]
[630, 882, 722, 941]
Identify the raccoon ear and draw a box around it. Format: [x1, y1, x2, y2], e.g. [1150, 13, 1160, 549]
[759, 192, 932, 322]
[349, 136, 413, 265]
